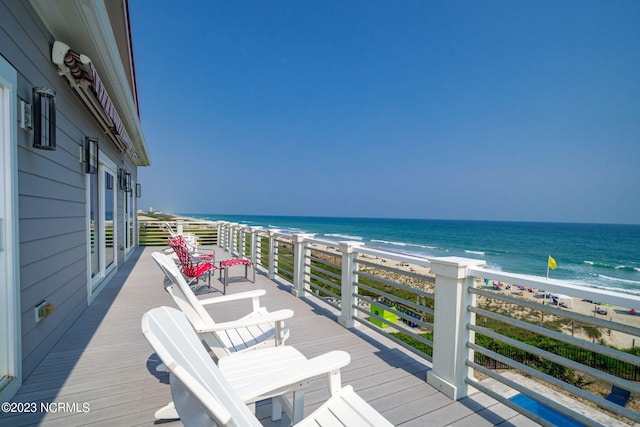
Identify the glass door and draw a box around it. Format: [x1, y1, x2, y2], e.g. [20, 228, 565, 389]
[89, 154, 117, 295]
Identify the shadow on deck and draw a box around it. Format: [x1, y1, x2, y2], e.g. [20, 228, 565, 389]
[0, 247, 537, 426]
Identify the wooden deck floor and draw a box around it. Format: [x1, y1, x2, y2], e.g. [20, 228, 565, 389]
[0, 247, 539, 426]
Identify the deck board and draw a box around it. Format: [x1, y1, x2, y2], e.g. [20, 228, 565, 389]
[0, 246, 535, 426]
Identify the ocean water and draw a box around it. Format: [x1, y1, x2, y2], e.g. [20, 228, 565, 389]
[184, 214, 640, 296]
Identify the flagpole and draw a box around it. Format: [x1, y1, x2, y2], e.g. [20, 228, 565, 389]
[546, 255, 550, 279]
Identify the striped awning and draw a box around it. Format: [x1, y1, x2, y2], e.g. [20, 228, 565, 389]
[53, 41, 139, 159]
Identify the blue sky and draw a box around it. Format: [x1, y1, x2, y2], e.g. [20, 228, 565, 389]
[129, 1, 640, 224]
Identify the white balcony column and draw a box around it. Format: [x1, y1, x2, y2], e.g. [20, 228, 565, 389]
[249, 226, 261, 266]
[292, 234, 313, 297]
[176, 219, 184, 235]
[239, 226, 247, 258]
[229, 223, 239, 255]
[216, 221, 224, 247]
[338, 241, 364, 328]
[267, 229, 280, 280]
[222, 222, 230, 252]
[427, 256, 485, 401]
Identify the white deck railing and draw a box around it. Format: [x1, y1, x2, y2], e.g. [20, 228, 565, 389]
[216, 221, 640, 426]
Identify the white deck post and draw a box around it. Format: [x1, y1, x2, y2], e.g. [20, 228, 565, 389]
[176, 219, 184, 235]
[223, 222, 230, 252]
[292, 234, 313, 297]
[239, 226, 246, 258]
[268, 229, 280, 280]
[249, 226, 261, 266]
[229, 223, 239, 255]
[338, 241, 363, 328]
[427, 256, 485, 400]
[217, 221, 224, 247]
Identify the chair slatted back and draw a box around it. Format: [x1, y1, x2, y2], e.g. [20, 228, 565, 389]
[151, 252, 231, 358]
[167, 235, 212, 280]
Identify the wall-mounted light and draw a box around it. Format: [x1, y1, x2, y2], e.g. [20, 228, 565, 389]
[136, 183, 142, 198]
[118, 168, 132, 192]
[125, 172, 132, 193]
[32, 87, 56, 150]
[84, 137, 98, 174]
[118, 168, 125, 191]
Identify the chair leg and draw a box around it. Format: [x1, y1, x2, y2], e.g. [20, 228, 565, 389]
[224, 266, 228, 294]
[291, 391, 305, 424]
[155, 401, 179, 420]
[271, 397, 282, 421]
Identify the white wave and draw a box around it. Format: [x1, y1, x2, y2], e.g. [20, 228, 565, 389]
[598, 274, 640, 286]
[325, 233, 363, 240]
[614, 265, 640, 273]
[584, 260, 594, 266]
[465, 250, 486, 256]
[371, 239, 408, 247]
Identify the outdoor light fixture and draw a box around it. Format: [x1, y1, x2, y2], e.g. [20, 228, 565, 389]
[32, 87, 56, 150]
[84, 137, 98, 174]
[136, 183, 142, 198]
[118, 168, 131, 192]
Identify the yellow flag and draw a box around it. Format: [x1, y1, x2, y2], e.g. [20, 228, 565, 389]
[548, 255, 557, 270]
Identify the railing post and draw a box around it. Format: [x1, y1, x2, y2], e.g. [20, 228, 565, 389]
[222, 222, 229, 252]
[217, 221, 224, 248]
[268, 229, 280, 280]
[249, 226, 261, 266]
[338, 241, 363, 329]
[427, 256, 485, 401]
[239, 226, 247, 258]
[176, 219, 184, 235]
[229, 223, 238, 255]
[292, 234, 313, 297]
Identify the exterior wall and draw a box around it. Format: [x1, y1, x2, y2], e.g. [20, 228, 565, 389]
[0, 1, 138, 379]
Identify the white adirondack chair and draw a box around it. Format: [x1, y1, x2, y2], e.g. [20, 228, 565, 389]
[152, 251, 353, 422]
[151, 251, 292, 359]
[142, 306, 394, 427]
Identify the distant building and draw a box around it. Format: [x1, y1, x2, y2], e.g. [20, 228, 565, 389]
[0, 0, 150, 401]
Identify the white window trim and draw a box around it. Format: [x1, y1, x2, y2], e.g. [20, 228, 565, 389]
[0, 55, 22, 402]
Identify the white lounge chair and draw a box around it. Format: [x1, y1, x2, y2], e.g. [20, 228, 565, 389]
[151, 251, 291, 359]
[142, 306, 393, 426]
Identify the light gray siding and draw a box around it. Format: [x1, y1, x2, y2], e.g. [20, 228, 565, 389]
[0, 0, 138, 378]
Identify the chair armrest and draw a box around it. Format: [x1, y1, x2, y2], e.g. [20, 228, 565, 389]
[200, 289, 266, 305]
[237, 350, 351, 401]
[195, 309, 294, 332]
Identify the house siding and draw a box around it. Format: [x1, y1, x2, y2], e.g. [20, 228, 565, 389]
[1, 0, 139, 379]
